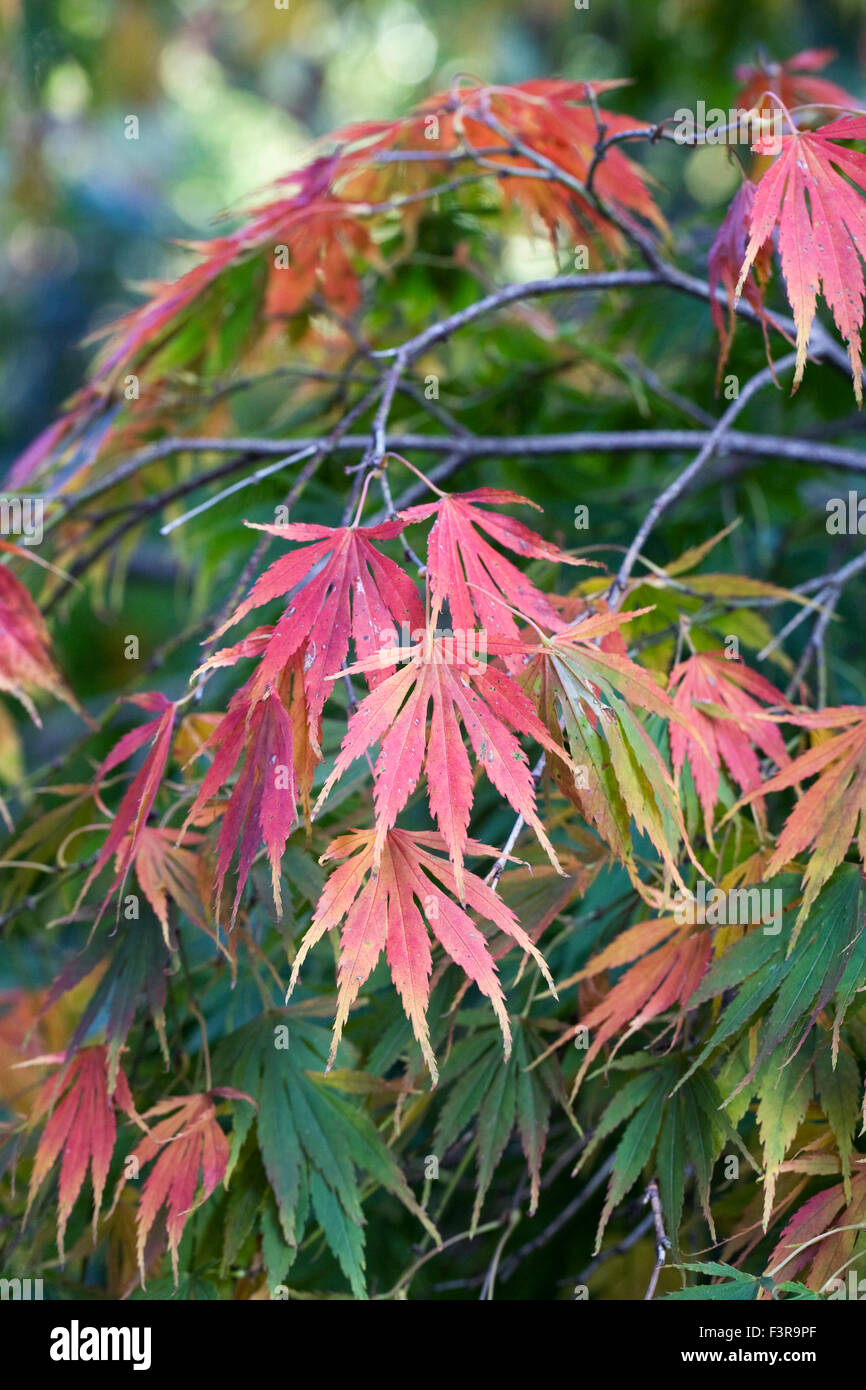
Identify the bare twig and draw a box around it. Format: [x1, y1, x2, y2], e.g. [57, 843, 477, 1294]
[572, 1211, 654, 1288]
[609, 353, 799, 604]
[49, 424, 866, 527]
[497, 1153, 617, 1285]
[485, 752, 547, 889]
[159, 443, 319, 535]
[644, 1177, 671, 1301]
[783, 548, 866, 704]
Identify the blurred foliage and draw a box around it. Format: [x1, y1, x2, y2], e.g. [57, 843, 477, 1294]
[3, 0, 865, 463]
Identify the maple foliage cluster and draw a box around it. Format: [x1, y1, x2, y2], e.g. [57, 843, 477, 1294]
[3, 53, 866, 1300]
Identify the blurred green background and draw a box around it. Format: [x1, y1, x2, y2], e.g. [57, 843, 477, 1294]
[3, 0, 865, 471]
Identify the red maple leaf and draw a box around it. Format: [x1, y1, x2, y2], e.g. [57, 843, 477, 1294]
[289, 828, 555, 1082]
[438, 81, 667, 256]
[24, 1045, 140, 1256]
[734, 48, 857, 117]
[181, 652, 315, 926]
[708, 181, 774, 382]
[735, 115, 866, 401]
[209, 520, 424, 744]
[0, 544, 87, 726]
[72, 694, 176, 928]
[764, 1163, 866, 1291]
[265, 209, 377, 319]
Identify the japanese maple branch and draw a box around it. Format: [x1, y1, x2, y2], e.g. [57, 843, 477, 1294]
[44, 243, 862, 526]
[783, 548, 866, 705]
[608, 352, 799, 604]
[495, 1152, 617, 1286]
[45, 415, 865, 611]
[573, 1211, 655, 1289]
[314, 293, 474, 445]
[342, 349, 410, 523]
[63, 424, 866, 519]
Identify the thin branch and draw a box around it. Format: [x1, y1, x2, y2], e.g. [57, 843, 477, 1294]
[610, 353, 799, 603]
[485, 752, 546, 889]
[622, 355, 716, 428]
[784, 548, 866, 703]
[644, 1178, 672, 1301]
[479, 1209, 521, 1301]
[160, 444, 319, 535]
[50, 426, 866, 512]
[370, 271, 660, 360]
[497, 1153, 617, 1285]
[572, 1211, 654, 1288]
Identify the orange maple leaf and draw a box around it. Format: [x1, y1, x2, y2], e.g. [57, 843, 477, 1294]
[119, 825, 209, 947]
[543, 916, 711, 1096]
[6, 82, 665, 489]
[731, 705, 866, 933]
[734, 48, 857, 118]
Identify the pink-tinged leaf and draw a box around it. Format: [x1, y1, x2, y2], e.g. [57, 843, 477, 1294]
[126, 825, 208, 946]
[736, 117, 866, 402]
[315, 632, 572, 898]
[116, 1089, 254, 1284]
[25, 1045, 140, 1256]
[0, 561, 88, 726]
[521, 610, 705, 898]
[74, 695, 176, 928]
[541, 919, 710, 1095]
[734, 48, 858, 116]
[400, 487, 594, 644]
[708, 180, 774, 381]
[181, 675, 303, 927]
[731, 706, 866, 930]
[669, 652, 789, 838]
[288, 828, 555, 1084]
[766, 1164, 866, 1291]
[206, 521, 424, 743]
